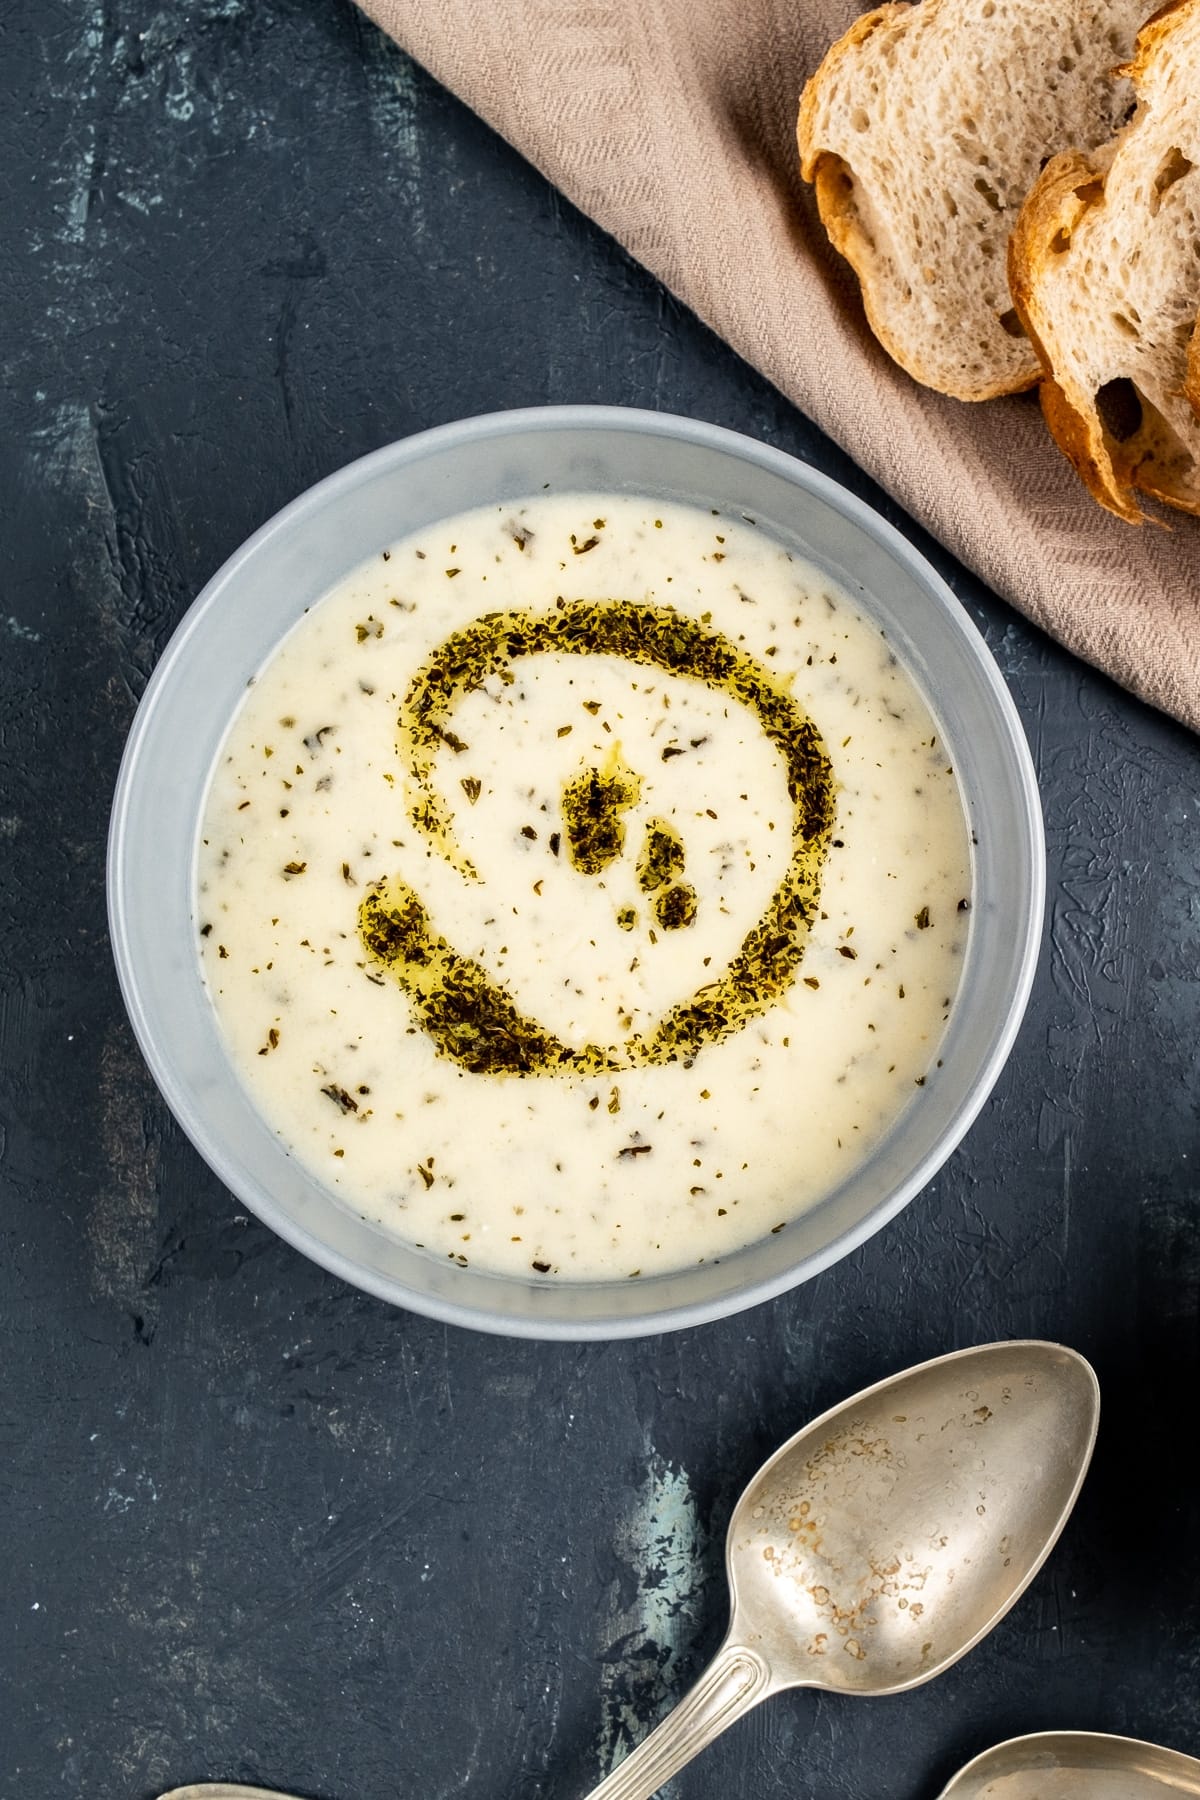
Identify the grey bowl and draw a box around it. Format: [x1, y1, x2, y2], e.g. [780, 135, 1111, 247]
[107, 406, 1044, 1339]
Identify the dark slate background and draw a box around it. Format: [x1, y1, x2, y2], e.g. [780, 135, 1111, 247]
[2, 4, 1199, 1797]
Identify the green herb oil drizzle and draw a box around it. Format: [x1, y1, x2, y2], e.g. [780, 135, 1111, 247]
[358, 600, 835, 1075]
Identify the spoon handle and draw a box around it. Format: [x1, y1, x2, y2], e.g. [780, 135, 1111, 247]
[581, 1639, 774, 1800]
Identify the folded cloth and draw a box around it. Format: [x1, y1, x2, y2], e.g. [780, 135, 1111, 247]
[356, 0, 1200, 732]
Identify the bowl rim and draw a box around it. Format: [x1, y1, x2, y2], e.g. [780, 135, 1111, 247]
[107, 403, 1045, 1338]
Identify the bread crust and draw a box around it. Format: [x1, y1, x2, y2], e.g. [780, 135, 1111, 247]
[1008, 0, 1200, 522]
[1185, 313, 1200, 421]
[1007, 152, 1144, 521]
[1125, 0, 1198, 79]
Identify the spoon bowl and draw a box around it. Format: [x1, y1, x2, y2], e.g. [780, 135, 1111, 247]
[583, 1340, 1099, 1799]
[939, 1731, 1200, 1797]
[728, 1337, 1097, 1696]
[160, 1790, 302, 1799]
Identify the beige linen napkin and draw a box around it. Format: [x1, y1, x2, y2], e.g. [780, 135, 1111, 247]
[357, 0, 1200, 731]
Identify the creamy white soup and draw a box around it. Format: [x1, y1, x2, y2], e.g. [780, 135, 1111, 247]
[196, 494, 971, 1280]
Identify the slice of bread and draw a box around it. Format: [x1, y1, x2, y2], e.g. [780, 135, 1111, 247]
[797, 0, 1148, 401]
[1009, 0, 1200, 521]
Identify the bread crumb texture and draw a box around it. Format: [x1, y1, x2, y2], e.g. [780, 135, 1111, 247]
[1010, 0, 1200, 520]
[798, 0, 1146, 400]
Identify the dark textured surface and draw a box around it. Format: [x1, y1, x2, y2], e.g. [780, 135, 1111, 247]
[2, 5, 1199, 1797]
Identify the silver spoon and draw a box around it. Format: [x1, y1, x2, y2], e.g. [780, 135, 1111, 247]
[578, 1339, 1098, 1800]
[156, 1729, 1200, 1800]
[159, 1340, 1099, 1800]
[938, 1730, 1200, 1797]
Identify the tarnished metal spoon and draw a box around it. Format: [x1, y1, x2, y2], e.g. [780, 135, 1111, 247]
[158, 1341, 1099, 1800]
[938, 1730, 1200, 1797]
[160, 1790, 299, 1798]
[579, 1339, 1099, 1800]
[154, 1729, 1200, 1800]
